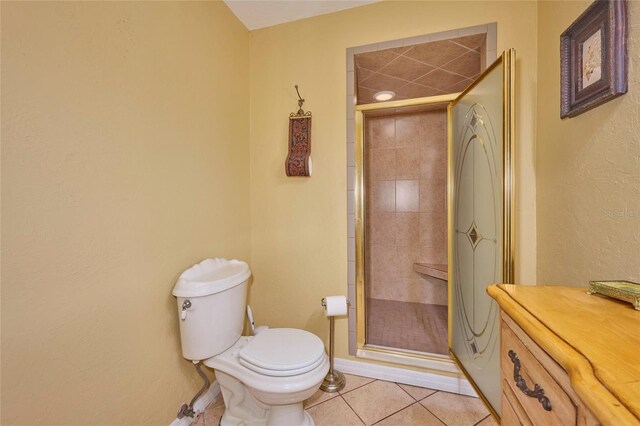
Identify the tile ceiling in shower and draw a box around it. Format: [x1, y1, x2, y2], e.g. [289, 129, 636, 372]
[355, 34, 485, 104]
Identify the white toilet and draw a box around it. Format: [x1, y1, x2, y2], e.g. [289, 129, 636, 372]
[173, 258, 329, 426]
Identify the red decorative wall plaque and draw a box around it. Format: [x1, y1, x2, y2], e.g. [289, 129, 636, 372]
[286, 116, 312, 177]
[286, 85, 312, 177]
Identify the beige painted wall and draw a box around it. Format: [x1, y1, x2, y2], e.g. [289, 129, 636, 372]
[12, 0, 633, 422]
[1, 2, 249, 424]
[537, 1, 640, 285]
[249, 1, 538, 360]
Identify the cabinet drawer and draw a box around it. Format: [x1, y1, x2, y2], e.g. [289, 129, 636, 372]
[501, 320, 577, 425]
[502, 381, 534, 426]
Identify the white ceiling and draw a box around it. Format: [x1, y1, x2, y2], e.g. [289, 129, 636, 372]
[224, 0, 381, 31]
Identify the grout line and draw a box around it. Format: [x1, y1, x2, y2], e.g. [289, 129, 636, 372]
[395, 382, 419, 402]
[359, 62, 475, 95]
[419, 401, 448, 426]
[437, 50, 480, 74]
[339, 377, 378, 396]
[305, 390, 341, 409]
[356, 43, 482, 95]
[370, 400, 420, 425]
[449, 38, 486, 53]
[473, 414, 492, 425]
[339, 394, 367, 425]
[418, 392, 449, 426]
[419, 389, 440, 401]
[374, 53, 405, 77]
[401, 45, 416, 56]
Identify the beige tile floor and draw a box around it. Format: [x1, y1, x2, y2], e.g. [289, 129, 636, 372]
[193, 374, 497, 426]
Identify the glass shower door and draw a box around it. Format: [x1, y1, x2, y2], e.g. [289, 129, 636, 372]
[448, 49, 515, 417]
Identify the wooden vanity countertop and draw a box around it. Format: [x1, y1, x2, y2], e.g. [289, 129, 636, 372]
[488, 284, 640, 425]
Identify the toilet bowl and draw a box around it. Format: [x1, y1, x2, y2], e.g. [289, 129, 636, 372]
[173, 258, 329, 426]
[207, 330, 329, 426]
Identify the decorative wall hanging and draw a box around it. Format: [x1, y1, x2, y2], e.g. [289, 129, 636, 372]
[560, 0, 627, 118]
[285, 85, 312, 177]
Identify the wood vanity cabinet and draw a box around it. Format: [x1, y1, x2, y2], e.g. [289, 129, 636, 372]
[487, 284, 640, 426]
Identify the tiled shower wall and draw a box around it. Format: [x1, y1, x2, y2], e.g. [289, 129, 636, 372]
[346, 23, 497, 355]
[364, 111, 448, 304]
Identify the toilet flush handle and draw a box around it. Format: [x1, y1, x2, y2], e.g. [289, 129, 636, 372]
[181, 300, 192, 320]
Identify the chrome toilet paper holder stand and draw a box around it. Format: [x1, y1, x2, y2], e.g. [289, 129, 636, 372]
[320, 297, 350, 393]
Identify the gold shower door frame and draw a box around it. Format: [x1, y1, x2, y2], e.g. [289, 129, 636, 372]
[354, 50, 515, 417]
[354, 93, 459, 370]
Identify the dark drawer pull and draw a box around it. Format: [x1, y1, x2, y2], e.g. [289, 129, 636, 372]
[508, 350, 552, 411]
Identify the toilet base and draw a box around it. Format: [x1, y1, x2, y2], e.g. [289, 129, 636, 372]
[220, 404, 314, 426]
[268, 403, 314, 426]
[216, 370, 316, 426]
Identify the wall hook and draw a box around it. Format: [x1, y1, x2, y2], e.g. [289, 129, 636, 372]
[295, 85, 305, 109]
[292, 85, 311, 117]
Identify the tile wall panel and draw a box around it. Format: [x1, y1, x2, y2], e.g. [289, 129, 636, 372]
[364, 111, 448, 305]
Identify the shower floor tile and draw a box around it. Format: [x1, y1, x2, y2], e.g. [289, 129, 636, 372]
[366, 298, 448, 354]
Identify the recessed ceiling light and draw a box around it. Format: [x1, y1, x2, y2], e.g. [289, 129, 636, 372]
[373, 91, 395, 101]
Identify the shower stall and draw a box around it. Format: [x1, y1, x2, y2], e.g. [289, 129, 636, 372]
[362, 103, 450, 356]
[349, 28, 515, 416]
[351, 31, 492, 369]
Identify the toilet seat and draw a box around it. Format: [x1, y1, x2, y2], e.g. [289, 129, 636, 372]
[238, 328, 326, 377]
[205, 332, 330, 408]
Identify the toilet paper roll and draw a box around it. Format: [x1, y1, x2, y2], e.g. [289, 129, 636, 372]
[323, 295, 348, 317]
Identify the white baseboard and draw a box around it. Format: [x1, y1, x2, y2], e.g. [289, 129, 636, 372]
[169, 381, 221, 426]
[334, 357, 477, 397]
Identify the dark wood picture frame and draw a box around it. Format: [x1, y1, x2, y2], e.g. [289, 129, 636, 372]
[560, 0, 627, 118]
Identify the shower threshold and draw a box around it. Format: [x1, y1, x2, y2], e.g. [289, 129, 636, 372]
[356, 344, 461, 374]
[366, 343, 449, 358]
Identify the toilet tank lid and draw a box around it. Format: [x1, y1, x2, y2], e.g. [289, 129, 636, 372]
[172, 258, 251, 298]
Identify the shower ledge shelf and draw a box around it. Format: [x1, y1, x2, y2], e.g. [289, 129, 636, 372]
[413, 263, 448, 281]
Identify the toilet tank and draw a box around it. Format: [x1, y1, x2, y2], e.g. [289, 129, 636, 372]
[172, 258, 251, 362]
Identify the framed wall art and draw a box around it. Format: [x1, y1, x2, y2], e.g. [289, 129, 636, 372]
[560, 0, 627, 118]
